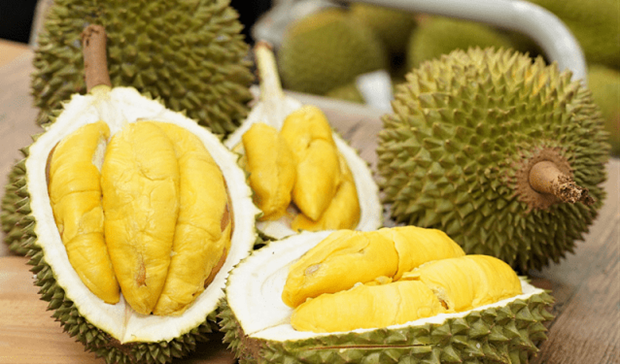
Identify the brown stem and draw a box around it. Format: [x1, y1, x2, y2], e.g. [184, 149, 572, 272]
[529, 161, 594, 205]
[81, 24, 111, 92]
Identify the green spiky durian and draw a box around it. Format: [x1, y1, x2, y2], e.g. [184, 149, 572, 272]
[1, 151, 30, 255]
[587, 64, 620, 156]
[349, 3, 416, 56]
[527, 0, 619, 69]
[12, 25, 259, 364]
[31, 0, 254, 136]
[407, 17, 514, 70]
[277, 8, 388, 96]
[219, 231, 556, 364]
[377, 47, 609, 272]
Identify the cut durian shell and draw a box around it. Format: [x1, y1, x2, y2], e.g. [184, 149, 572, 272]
[225, 42, 382, 240]
[220, 230, 555, 364]
[22, 25, 258, 363]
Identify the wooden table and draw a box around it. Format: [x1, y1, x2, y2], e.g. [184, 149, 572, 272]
[0, 45, 618, 364]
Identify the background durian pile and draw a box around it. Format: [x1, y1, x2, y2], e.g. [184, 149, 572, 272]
[272, 0, 620, 156]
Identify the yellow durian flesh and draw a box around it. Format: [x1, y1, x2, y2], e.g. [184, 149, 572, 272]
[152, 122, 231, 316]
[281, 226, 465, 308]
[290, 280, 446, 333]
[101, 121, 180, 315]
[241, 122, 296, 221]
[48, 121, 119, 304]
[377, 226, 466, 280]
[402, 255, 523, 313]
[290, 153, 360, 232]
[281, 230, 398, 308]
[48, 118, 234, 316]
[280, 105, 343, 221]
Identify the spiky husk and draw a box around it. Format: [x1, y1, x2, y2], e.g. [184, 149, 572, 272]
[1, 153, 30, 255]
[220, 293, 554, 364]
[377, 48, 609, 272]
[31, 0, 254, 137]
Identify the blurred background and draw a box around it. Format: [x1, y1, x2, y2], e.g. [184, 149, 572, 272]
[0, 0, 617, 156]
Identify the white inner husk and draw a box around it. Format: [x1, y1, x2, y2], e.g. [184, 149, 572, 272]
[27, 87, 260, 344]
[227, 231, 545, 342]
[224, 95, 382, 240]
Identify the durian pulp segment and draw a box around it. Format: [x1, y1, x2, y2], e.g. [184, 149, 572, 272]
[225, 99, 381, 239]
[28, 87, 258, 343]
[225, 231, 543, 341]
[281, 226, 465, 308]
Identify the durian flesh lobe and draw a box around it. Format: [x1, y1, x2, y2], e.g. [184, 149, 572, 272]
[220, 230, 555, 364]
[31, 0, 254, 136]
[377, 47, 609, 272]
[23, 85, 258, 363]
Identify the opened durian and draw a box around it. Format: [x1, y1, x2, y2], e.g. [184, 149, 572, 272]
[225, 43, 382, 240]
[3, 0, 255, 255]
[220, 226, 555, 363]
[377, 47, 609, 272]
[17, 25, 258, 364]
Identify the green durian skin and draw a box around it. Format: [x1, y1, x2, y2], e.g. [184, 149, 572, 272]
[1, 154, 30, 255]
[527, 0, 619, 69]
[277, 8, 388, 96]
[31, 0, 254, 137]
[407, 17, 514, 70]
[587, 64, 620, 156]
[377, 47, 609, 272]
[349, 3, 416, 56]
[219, 290, 555, 364]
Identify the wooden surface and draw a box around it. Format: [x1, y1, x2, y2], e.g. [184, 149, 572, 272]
[0, 47, 618, 364]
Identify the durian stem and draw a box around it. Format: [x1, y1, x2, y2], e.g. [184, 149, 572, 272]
[254, 41, 284, 102]
[529, 161, 594, 205]
[81, 24, 111, 92]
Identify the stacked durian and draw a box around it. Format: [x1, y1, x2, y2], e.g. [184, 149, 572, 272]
[276, 3, 417, 104]
[404, 0, 619, 156]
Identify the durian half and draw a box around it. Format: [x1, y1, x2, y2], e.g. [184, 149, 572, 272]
[225, 43, 382, 240]
[220, 230, 555, 364]
[21, 25, 258, 364]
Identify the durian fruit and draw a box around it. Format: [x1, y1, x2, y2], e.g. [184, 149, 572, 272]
[18, 25, 258, 364]
[225, 43, 382, 240]
[377, 47, 610, 272]
[407, 16, 514, 70]
[526, 0, 620, 69]
[31, 0, 254, 136]
[277, 8, 388, 96]
[220, 228, 555, 363]
[349, 3, 416, 57]
[587, 64, 620, 156]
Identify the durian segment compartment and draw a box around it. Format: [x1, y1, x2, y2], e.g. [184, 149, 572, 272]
[28, 86, 258, 344]
[225, 230, 544, 341]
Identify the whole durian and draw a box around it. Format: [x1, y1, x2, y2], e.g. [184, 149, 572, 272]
[377, 47, 609, 272]
[277, 8, 388, 96]
[587, 64, 620, 156]
[407, 16, 514, 70]
[349, 3, 416, 57]
[527, 0, 620, 69]
[31, 0, 254, 136]
[15, 25, 258, 364]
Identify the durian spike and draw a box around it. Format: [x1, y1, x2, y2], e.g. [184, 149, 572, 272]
[254, 41, 284, 102]
[529, 161, 594, 205]
[80, 24, 111, 92]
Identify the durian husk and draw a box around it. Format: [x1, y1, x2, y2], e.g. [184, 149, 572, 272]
[219, 231, 555, 364]
[377, 47, 610, 272]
